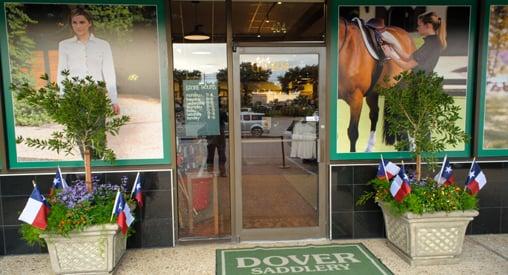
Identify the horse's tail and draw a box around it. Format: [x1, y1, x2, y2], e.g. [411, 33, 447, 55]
[382, 104, 396, 145]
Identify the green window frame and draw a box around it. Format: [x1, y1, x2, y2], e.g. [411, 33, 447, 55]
[328, 0, 477, 160]
[0, 0, 171, 169]
[476, 0, 508, 157]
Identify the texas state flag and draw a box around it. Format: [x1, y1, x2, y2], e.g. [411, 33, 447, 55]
[53, 167, 69, 190]
[465, 161, 487, 195]
[377, 159, 401, 180]
[112, 191, 134, 235]
[18, 184, 51, 230]
[390, 165, 411, 203]
[130, 172, 143, 208]
[434, 156, 455, 186]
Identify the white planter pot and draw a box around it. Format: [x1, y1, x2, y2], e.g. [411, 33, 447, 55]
[41, 224, 126, 275]
[379, 203, 478, 266]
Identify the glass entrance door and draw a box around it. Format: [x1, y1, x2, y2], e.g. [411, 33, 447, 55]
[233, 47, 326, 240]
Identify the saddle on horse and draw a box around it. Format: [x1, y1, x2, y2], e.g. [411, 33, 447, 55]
[355, 17, 388, 61]
[351, 17, 389, 96]
[365, 18, 386, 31]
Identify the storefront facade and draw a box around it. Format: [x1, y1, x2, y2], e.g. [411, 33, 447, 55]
[0, 0, 507, 255]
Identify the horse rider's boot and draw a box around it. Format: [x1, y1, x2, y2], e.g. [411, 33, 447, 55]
[365, 131, 376, 152]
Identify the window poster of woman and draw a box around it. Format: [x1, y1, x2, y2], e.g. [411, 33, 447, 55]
[334, 3, 474, 157]
[0, 1, 169, 165]
[481, 4, 508, 153]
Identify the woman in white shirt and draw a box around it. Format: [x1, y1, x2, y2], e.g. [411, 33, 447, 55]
[57, 7, 120, 114]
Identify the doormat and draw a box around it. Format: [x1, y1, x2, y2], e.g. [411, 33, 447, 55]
[216, 243, 393, 275]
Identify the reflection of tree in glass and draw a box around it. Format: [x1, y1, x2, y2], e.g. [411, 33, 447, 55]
[240, 62, 272, 107]
[173, 69, 201, 102]
[6, 4, 52, 126]
[277, 65, 318, 99]
[216, 68, 228, 99]
[216, 68, 227, 81]
[267, 95, 316, 117]
[173, 69, 201, 100]
[488, 6, 508, 77]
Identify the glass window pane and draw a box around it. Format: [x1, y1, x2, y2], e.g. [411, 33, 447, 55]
[239, 53, 319, 229]
[173, 42, 230, 238]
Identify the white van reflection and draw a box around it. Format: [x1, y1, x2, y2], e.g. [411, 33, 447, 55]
[240, 111, 271, 137]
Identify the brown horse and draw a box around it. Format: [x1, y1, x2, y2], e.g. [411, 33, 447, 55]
[338, 18, 416, 152]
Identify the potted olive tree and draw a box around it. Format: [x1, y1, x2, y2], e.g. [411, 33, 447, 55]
[358, 71, 478, 266]
[14, 72, 131, 274]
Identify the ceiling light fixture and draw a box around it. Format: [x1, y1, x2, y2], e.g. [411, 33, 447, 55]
[184, 24, 210, 40]
[184, 1, 210, 41]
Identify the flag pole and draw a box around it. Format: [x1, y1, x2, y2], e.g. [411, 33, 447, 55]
[381, 155, 389, 181]
[110, 191, 120, 222]
[32, 180, 36, 187]
[437, 155, 447, 185]
[57, 165, 68, 189]
[465, 157, 476, 191]
[131, 172, 140, 197]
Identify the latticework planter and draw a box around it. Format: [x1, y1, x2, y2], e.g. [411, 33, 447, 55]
[41, 224, 126, 274]
[379, 203, 478, 266]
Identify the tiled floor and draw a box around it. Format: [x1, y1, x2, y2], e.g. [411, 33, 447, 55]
[1, 234, 507, 274]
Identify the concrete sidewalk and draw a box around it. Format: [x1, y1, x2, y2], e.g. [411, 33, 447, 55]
[1, 234, 507, 274]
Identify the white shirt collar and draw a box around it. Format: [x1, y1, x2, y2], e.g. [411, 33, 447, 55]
[71, 33, 97, 43]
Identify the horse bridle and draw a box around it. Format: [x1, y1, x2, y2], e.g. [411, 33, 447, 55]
[338, 17, 349, 53]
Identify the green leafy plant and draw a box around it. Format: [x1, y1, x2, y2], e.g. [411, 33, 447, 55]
[357, 178, 478, 215]
[21, 180, 135, 246]
[378, 71, 468, 180]
[357, 71, 477, 214]
[13, 72, 129, 192]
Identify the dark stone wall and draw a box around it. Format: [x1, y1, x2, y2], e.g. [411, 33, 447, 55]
[0, 170, 174, 255]
[330, 162, 508, 239]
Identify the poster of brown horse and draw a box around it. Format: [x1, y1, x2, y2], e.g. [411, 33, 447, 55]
[336, 5, 471, 153]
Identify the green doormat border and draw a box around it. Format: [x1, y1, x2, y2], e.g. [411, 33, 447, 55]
[216, 243, 393, 275]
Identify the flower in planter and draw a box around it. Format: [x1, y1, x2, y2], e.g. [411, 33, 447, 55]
[57, 181, 94, 209]
[358, 157, 480, 215]
[20, 177, 134, 246]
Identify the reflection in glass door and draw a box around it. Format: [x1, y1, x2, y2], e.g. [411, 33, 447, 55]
[234, 48, 325, 240]
[173, 44, 231, 240]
